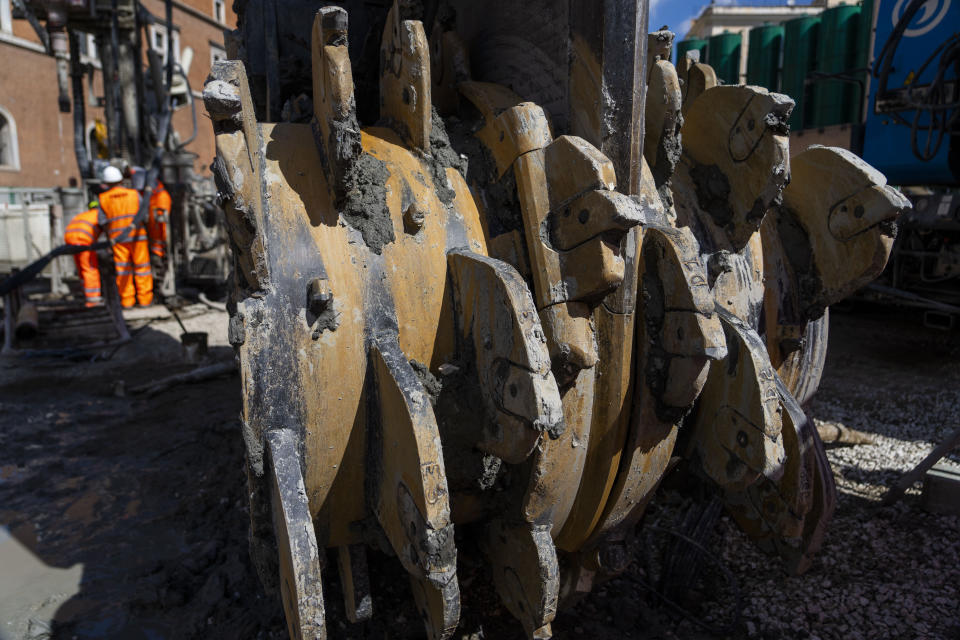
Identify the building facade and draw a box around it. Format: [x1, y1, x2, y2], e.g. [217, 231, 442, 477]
[683, 0, 849, 84]
[0, 0, 235, 188]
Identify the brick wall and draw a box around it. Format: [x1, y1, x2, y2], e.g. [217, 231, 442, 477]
[0, 41, 105, 187]
[0, 0, 236, 189]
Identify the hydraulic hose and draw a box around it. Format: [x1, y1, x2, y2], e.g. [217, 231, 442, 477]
[874, 0, 959, 161]
[68, 31, 92, 180]
[172, 63, 198, 150]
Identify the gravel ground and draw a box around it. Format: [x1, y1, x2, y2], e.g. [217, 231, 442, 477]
[595, 305, 960, 640]
[732, 305, 960, 640]
[0, 303, 957, 639]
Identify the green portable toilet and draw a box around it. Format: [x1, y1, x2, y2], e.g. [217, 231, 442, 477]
[782, 15, 821, 130]
[813, 3, 862, 126]
[677, 38, 709, 65]
[747, 24, 785, 91]
[708, 31, 742, 85]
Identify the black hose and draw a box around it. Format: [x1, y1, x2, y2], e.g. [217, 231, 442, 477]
[133, 1, 147, 166]
[68, 31, 92, 180]
[0, 241, 112, 297]
[874, 0, 959, 162]
[110, 0, 126, 157]
[874, 0, 927, 91]
[165, 0, 174, 101]
[172, 63, 198, 150]
[147, 48, 167, 115]
[908, 36, 960, 160]
[904, 34, 960, 111]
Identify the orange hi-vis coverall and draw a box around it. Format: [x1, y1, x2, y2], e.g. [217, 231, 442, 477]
[148, 182, 171, 259]
[64, 208, 103, 307]
[99, 185, 153, 308]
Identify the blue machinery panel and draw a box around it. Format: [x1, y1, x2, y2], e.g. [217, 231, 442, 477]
[862, 0, 959, 185]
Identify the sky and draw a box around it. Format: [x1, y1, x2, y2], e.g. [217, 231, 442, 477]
[651, 0, 811, 41]
[650, 0, 738, 41]
[649, 0, 715, 41]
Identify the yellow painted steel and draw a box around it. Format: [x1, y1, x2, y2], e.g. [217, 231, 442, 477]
[205, 5, 909, 637]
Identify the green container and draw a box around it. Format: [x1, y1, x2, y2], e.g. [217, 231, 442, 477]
[677, 38, 708, 65]
[813, 4, 862, 126]
[747, 24, 784, 91]
[708, 32, 742, 85]
[782, 15, 821, 129]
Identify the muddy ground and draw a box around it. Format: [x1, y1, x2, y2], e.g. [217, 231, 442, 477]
[0, 304, 958, 640]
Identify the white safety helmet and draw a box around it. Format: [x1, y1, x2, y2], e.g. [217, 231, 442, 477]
[101, 166, 123, 184]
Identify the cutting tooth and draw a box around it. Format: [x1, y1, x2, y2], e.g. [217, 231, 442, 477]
[646, 29, 675, 76]
[774, 145, 909, 319]
[724, 377, 837, 575]
[202, 60, 269, 291]
[543, 136, 643, 305]
[336, 544, 373, 623]
[557, 237, 628, 303]
[265, 429, 327, 640]
[645, 225, 727, 409]
[311, 6, 361, 200]
[544, 135, 618, 208]
[549, 190, 646, 252]
[675, 85, 793, 250]
[458, 83, 548, 177]
[483, 520, 559, 639]
[681, 61, 717, 114]
[538, 302, 599, 387]
[447, 250, 564, 462]
[409, 573, 461, 640]
[582, 225, 724, 546]
[380, 0, 432, 151]
[644, 59, 683, 187]
[687, 308, 786, 492]
[676, 48, 695, 81]
[369, 338, 459, 640]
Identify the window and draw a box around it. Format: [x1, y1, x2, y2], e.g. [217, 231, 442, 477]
[210, 43, 227, 67]
[148, 24, 180, 66]
[0, 107, 20, 171]
[86, 123, 97, 161]
[78, 32, 98, 62]
[86, 121, 109, 160]
[0, 0, 11, 34]
[213, 0, 225, 24]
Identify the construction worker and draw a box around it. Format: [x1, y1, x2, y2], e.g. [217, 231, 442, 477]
[147, 180, 171, 274]
[98, 165, 153, 307]
[63, 206, 104, 307]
